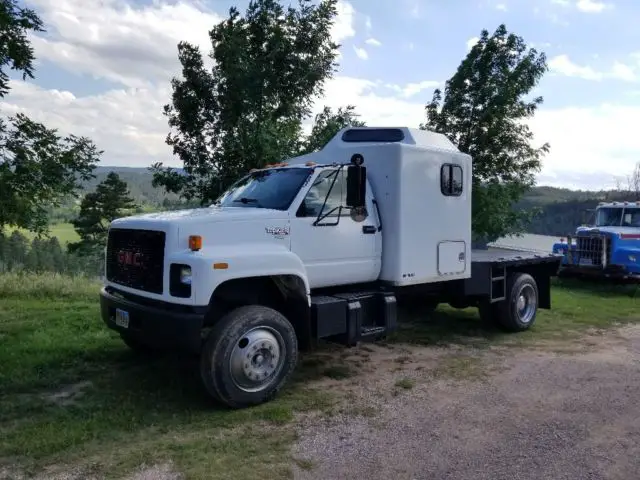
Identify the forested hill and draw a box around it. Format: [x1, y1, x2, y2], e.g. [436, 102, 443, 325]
[84, 166, 635, 237]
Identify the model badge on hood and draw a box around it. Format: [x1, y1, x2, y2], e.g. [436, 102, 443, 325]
[265, 226, 290, 238]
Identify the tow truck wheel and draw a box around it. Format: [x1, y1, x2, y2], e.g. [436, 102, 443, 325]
[200, 305, 298, 409]
[495, 272, 539, 332]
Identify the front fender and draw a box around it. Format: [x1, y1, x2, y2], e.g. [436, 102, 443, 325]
[168, 244, 310, 306]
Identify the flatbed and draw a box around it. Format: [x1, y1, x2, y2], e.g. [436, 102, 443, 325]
[472, 248, 563, 265]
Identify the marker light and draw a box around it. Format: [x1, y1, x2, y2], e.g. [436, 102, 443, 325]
[189, 235, 203, 251]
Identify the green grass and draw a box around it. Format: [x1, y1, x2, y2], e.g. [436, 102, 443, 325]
[0, 273, 334, 479]
[2, 273, 640, 478]
[3, 222, 80, 245]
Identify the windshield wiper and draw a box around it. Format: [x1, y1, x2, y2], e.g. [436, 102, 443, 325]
[233, 197, 261, 206]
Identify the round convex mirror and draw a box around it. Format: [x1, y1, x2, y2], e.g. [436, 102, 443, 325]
[350, 206, 368, 222]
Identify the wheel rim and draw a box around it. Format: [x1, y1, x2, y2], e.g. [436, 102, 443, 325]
[229, 326, 286, 393]
[516, 284, 537, 324]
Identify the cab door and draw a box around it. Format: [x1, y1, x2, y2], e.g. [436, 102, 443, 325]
[289, 168, 381, 289]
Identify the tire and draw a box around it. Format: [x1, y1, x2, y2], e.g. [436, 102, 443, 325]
[494, 272, 539, 332]
[199, 305, 298, 409]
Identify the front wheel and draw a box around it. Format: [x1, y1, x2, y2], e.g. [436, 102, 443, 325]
[200, 305, 298, 409]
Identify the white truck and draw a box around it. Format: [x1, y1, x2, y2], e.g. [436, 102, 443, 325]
[99, 127, 562, 408]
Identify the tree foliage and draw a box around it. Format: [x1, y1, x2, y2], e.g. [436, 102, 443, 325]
[0, 0, 44, 98]
[0, 115, 101, 233]
[0, 1, 102, 234]
[153, 0, 341, 204]
[421, 24, 549, 241]
[69, 172, 137, 255]
[299, 105, 365, 155]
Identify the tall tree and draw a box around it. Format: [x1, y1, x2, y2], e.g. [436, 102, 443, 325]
[68, 172, 137, 254]
[299, 105, 365, 155]
[152, 0, 341, 204]
[0, 0, 101, 234]
[421, 24, 549, 242]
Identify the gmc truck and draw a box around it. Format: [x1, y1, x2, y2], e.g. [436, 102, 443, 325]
[99, 127, 562, 409]
[552, 200, 640, 279]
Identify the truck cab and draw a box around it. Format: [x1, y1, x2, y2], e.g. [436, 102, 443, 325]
[552, 201, 640, 279]
[100, 126, 562, 409]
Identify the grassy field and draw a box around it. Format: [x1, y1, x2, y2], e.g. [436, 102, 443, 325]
[3, 223, 80, 245]
[1, 273, 639, 479]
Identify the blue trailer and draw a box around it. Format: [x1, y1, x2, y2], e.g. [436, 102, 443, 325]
[552, 201, 640, 280]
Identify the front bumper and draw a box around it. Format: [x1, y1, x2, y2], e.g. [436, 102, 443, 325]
[99, 286, 207, 353]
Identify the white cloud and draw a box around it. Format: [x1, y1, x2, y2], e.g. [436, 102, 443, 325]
[22, 0, 357, 89]
[551, 0, 612, 13]
[576, 0, 611, 13]
[385, 80, 440, 98]
[23, 0, 222, 89]
[365, 38, 382, 47]
[331, 1, 356, 45]
[495, 3, 508, 11]
[549, 54, 603, 80]
[530, 104, 640, 182]
[2, 81, 172, 165]
[353, 46, 368, 60]
[466, 37, 480, 51]
[549, 54, 638, 82]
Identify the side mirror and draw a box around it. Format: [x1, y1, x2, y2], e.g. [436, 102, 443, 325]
[346, 154, 366, 208]
[346, 165, 366, 208]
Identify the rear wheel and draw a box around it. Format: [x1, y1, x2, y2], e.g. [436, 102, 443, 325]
[200, 305, 298, 409]
[493, 273, 539, 332]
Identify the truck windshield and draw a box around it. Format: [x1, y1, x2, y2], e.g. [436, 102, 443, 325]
[596, 207, 640, 227]
[215, 167, 312, 210]
[596, 208, 622, 226]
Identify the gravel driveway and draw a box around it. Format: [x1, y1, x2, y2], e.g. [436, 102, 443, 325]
[292, 325, 640, 480]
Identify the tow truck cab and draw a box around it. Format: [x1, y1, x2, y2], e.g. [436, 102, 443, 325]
[552, 201, 640, 279]
[99, 126, 562, 408]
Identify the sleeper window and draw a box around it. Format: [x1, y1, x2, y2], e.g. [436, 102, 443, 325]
[441, 164, 463, 197]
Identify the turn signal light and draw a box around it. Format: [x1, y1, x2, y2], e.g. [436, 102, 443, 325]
[189, 235, 203, 251]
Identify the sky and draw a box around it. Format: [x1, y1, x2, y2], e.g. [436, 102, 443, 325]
[2, 0, 640, 191]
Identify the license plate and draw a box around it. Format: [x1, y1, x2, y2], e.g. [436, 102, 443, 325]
[579, 258, 594, 266]
[115, 308, 130, 329]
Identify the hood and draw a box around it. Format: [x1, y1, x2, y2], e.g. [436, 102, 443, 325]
[110, 205, 288, 229]
[576, 226, 640, 236]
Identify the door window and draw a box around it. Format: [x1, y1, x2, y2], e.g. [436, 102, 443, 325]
[298, 169, 345, 218]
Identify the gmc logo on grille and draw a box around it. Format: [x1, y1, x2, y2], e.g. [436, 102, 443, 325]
[117, 250, 143, 267]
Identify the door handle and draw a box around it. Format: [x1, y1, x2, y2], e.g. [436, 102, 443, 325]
[362, 225, 376, 234]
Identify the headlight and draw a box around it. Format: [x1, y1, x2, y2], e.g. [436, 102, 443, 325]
[180, 266, 192, 285]
[170, 264, 192, 298]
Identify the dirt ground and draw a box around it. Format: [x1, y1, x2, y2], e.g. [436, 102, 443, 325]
[292, 325, 640, 480]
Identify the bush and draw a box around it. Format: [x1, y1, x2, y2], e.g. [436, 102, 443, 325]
[0, 272, 101, 300]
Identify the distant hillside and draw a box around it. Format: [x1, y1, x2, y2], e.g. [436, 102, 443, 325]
[82, 166, 182, 206]
[76, 166, 639, 237]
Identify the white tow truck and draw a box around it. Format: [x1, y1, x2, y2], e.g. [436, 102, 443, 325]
[100, 127, 562, 408]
